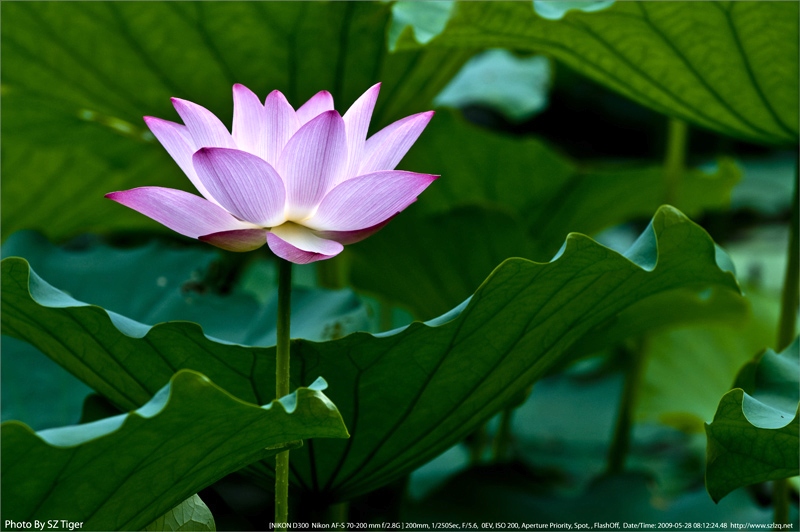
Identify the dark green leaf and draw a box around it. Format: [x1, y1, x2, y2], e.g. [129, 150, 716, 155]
[401, 2, 798, 145]
[1, 371, 347, 530]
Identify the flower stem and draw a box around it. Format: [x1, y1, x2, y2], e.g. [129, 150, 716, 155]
[275, 258, 293, 532]
[606, 341, 647, 475]
[491, 407, 514, 463]
[777, 161, 799, 353]
[664, 117, 688, 206]
[773, 157, 798, 526]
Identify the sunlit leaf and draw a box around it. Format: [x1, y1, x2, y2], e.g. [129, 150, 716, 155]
[2, 206, 740, 501]
[398, 1, 798, 145]
[705, 339, 800, 502]
[144, 495, 216, 532]
[1, 371, 347, 530]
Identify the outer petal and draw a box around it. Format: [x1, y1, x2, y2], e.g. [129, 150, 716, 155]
[277, 110, 347, 221]
[304, 170, 437, 231]
[232, 84, 267, 159]
[172, 97, 236, 149]
[313, 217, 393, 245]
[296, 90, 334, 125]
[341, 83, 380, 184]
[192, 148, 286, 227]
[143, 117, 219, 204]
[264, 90, 300, 166]
[199, 229, 268, 252]
[267, 223, 344, 264]
[359, 111, 434, 174]
[105, 187, 256, 238]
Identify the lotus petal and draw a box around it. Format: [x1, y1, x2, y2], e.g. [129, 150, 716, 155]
[267, 223, 344, 264]
[105, 187, 256, 238]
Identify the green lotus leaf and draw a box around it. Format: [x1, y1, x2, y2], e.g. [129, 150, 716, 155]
[2, 206, 741, 502]
[0, 1, 471, 241]
[349, 110, 740, 318]
[144, 495, 215, 532]
[1, 231, 370, 431]
[705, 339, 800, 502]
[397, 1, 798, 146]
[1, 371, 347, 530]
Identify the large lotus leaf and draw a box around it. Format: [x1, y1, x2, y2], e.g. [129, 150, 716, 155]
[2, 231, 371, 346]
[0, 1, 471, 241]
[705, 339, 800, 502]
[2, 370, 347, 531]
[1, 232, 370, 430]
[2, 206, 741, 501]
[397, 1, 798, 146]
[349, 111, 740, 318]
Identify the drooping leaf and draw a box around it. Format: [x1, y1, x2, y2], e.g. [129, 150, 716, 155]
[1, 371, 347, 530]
[2, 206, 741, 501]
[398, 1, 799, 145]
[349, 110, 740, 318]
[1, 335, 93, 431]
[634, 286, 782, 433]
[434, 49, 552, 121]
[705, 339, 800, 502]
[144, 495, 216, 532]
[0, 1, 471, 241]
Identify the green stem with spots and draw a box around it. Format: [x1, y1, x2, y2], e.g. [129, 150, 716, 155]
[275, 259, 293, 532]
[773, 158, 798, 527]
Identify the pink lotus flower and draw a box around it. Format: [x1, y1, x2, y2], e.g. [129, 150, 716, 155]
[106, 83, 436, 264]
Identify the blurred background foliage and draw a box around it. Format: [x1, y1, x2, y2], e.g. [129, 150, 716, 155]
[1, 1, 797, 529]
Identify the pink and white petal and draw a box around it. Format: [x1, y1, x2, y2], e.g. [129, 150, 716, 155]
[172, 97, 236, 149]
[264, 90, 300, 166]
[143, 116, 219, 204]
[304, 171, 437, 231]
[313, 217, 393, 245]
[199, 228, 268, 252]
[192, 148, 286, 227]
[267, 223, 344, 264]
[277, 110, 347, 221]
[232, 84, 267, 158]
[295, 90, 334, 125]
[341, 83, 380, 184]
[105, 187, 255, 238]
[359, 111, 434, 174]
